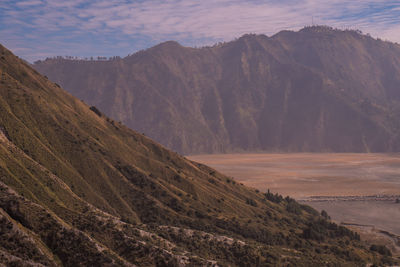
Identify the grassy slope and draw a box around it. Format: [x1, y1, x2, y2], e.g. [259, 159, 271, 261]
[0, 44, 396, 266]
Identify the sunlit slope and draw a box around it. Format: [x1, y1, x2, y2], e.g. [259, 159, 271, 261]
[0, 44, 396, 266]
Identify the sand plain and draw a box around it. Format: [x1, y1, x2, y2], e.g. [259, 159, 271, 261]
[189, 153, 400, 199]
[189, 153, 400, 250]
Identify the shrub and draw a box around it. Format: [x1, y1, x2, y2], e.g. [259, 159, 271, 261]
[89, 106, 102, 117]
[370, 244, 392, 256]
[246, 198, 258, 207]
[264, 189, 283, 203]
[286, 201, 302, 215]
[321, 210, 329, 219]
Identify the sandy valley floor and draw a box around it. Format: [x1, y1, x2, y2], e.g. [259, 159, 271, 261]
[189, 153, 400, 198]
[189, 153, 400, 251]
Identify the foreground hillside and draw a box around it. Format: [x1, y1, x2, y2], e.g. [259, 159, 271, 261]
[35, 26, 400, 154]
[0, 44, 396, 266]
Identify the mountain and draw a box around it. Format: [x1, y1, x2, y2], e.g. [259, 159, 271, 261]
[0, 44, 395, 266]
[34, 26, 400, 155]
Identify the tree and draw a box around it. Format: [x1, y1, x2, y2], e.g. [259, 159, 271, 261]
[321, 210, 329, 220]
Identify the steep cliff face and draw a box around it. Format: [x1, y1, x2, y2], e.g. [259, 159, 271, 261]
[34, 26, 400, 154]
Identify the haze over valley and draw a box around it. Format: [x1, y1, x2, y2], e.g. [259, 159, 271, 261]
[2, 0, 400, 265]
[33, 26, 400, 261]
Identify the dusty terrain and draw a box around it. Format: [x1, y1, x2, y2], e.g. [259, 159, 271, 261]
[189, 153, 400, 254]
[189, 153, 400, 198]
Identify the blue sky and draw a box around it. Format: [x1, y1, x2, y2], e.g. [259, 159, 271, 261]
[1, 0, 400, 62]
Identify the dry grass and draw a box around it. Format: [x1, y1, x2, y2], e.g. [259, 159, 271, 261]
[1, 44, 395, 266]
[190, 153, 400, 256]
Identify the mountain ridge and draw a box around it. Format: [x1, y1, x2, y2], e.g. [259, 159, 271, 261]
[1, 43, 395, 265]
[34, 26, 400, 154]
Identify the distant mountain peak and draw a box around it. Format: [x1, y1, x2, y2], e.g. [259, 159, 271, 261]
[34, 28, 400, 154]
[300, 25, 336, 32]
[154, 40, 183, 49]
[2, 42, 391, 266]
[298, 25, 369, 38]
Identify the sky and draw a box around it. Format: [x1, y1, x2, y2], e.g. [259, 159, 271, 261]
[1, 0, 400, 62]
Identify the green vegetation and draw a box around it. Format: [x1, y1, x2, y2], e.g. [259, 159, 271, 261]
[370, 244, 392, 256]
[89, 106, 102, 117]
[0, 44, 397, 266]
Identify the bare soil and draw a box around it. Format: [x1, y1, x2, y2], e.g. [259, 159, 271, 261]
[189, 153, 400, 198]
[189, 153, 400, 251]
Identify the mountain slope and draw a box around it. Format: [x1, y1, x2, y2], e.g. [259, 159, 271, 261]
[34, 26, 400, 154]
[0, 45, 395, 265]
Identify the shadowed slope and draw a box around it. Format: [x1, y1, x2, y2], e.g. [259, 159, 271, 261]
[35, 26, 400, 154]
[0, 44, 395, 266]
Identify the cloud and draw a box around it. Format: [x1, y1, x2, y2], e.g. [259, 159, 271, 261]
[1, 0, 400, 62]
[15, 0, 43, 7]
